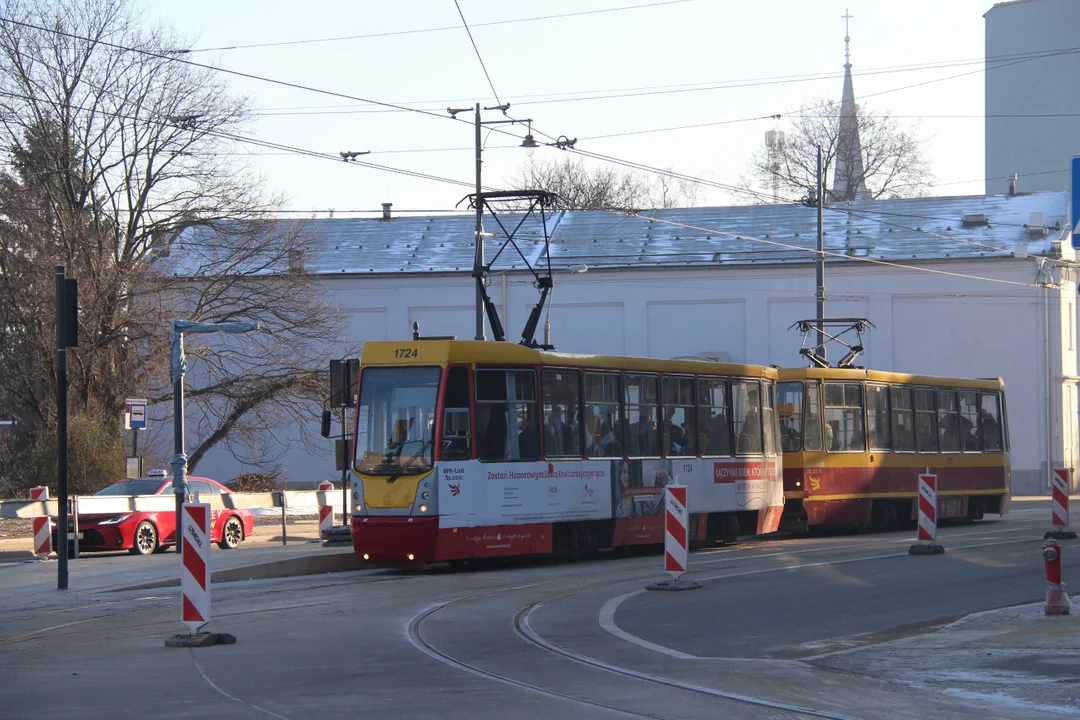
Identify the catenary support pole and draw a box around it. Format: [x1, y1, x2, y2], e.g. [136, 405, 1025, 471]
[341, 407, 348, 528]
[816, 146, 826, 363]
[55, 265, 69, 590]
[474, 102, 485, 341]
[173, 338, 186, 554]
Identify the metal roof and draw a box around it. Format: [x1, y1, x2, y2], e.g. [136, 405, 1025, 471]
[169, 192, 1068, 277]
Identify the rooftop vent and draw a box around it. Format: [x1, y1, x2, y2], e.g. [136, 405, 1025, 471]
[288, 249, 304, 274]
[381, 202, 392, 220]
[962, 213, 989, 227]
[1028, 211, 1047, 235]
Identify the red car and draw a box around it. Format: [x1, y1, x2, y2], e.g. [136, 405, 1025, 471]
[55, 475, 255, 555]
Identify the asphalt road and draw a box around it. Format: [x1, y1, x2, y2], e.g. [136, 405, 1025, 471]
[0, 499, 1073, 720]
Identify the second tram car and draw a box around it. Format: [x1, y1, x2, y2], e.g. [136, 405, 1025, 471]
[348, 340, 785, 565]
[777, 367, 1010, 531]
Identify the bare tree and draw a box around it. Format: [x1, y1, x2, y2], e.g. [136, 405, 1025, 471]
[740, 100, 933, 204]
[510, 156, 699, 210]
[0, 0, 347, 487]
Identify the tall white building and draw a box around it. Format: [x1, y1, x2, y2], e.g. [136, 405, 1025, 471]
[985, 0, 1080, 195]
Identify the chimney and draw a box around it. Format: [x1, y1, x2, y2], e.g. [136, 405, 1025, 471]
[1008, 173, 1017, 195]
[381, 202, 393, 220]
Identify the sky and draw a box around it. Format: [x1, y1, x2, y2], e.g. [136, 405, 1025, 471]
[140, 0, 996, 217]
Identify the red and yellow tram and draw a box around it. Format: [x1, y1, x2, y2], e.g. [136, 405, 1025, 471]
[348, 340, 786, 565]
[777, 367, 1010, 531]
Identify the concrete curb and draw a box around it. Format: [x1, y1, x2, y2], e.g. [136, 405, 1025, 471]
[101, 550, 368, 593]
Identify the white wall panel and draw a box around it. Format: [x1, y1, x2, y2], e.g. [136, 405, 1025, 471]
[408, 305, 474, 341]
[646, 300, 745, 361]
[519, 303, 625, 355]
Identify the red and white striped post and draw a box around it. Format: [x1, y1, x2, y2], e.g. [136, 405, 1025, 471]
[1047, 468, 1078, 540]
[181, 503, 211, 634]
[29, 486, 52, 558]
[318, 480, 334, 538]
[165, 503, 235, 647]
[909, 470, 945, 555]
[647, 484, 701, 591]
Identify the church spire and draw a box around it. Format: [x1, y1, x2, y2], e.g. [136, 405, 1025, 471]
[831, 8, 869, 202]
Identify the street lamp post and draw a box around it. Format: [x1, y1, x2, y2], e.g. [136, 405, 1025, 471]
[170, 320, 259, 553]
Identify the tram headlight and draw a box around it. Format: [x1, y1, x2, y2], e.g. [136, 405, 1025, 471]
[352, 490, 361, 501]
[419, 504, 428, 512]
[421, 491, 429, 500]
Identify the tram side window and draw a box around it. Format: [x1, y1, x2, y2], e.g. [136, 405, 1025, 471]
[763, 382, 779, 456]
[543, 369, 582, 458]
[980, 392, 1004, 451]
[698, 377, 732, 456]
[733, 380, 763, 455]
[585, 372, 622, 458]
[890, 386, 915, 452]
[937, 389, 961, 452]
[914, 388, 938, 453]
[959, 390, 980, 452]
[441, 366, 471, 460]
[777, 382, 804, 452]
[475, 369, 539, 461]
[803, 381, 824, 452]
[626, 374, 660, 456]
[662, 376, 696, 457]
[823, 383, 865, 452]
[866, 384, 891, 451]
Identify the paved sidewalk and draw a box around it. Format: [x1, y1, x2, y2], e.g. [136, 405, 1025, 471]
[815, 598, 1080, 716]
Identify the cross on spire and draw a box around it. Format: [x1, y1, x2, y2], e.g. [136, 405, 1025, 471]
[842, 8, 853, 67]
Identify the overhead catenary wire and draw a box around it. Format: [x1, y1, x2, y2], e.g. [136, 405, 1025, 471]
[180, 0, 698, 53]
[453, 0, 503, 107]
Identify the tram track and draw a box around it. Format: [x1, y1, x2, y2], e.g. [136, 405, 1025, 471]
[406, 564, 866, 719]
[404, 518, 1053, 720]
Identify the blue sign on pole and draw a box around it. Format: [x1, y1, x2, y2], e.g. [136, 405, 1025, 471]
[125, 398, 147, 431]
[1072, 157, 1080, 248]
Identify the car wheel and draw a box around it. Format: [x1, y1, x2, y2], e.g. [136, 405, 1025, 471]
[218, 516, 244, 550]
[130, 521, 159, 555]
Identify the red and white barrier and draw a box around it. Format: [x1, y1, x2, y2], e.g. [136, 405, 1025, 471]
[664, 485, 689, 579]
[1047, 469, 1077, 539]
[29, 486, 51, 557]
[647, 484, 701, 591]
[318, 481, 334, 536]
[909, 470, 945, 555]
[181, 503, 211, 634]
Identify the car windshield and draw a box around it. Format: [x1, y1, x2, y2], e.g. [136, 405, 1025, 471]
[355, 366, 440, 476]
[94, 479, 166, 496]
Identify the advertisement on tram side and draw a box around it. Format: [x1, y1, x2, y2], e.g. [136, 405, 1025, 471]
[437, 460, 613, 529]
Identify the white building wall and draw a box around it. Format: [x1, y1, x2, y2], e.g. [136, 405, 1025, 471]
[985, 0, 1080, 194]
[184, 257, 1071, 495]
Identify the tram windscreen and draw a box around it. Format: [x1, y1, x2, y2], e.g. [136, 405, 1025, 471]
[354, 366, 441, 475]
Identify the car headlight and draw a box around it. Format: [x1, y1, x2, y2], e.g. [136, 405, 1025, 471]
[98, 514, 131, 525]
